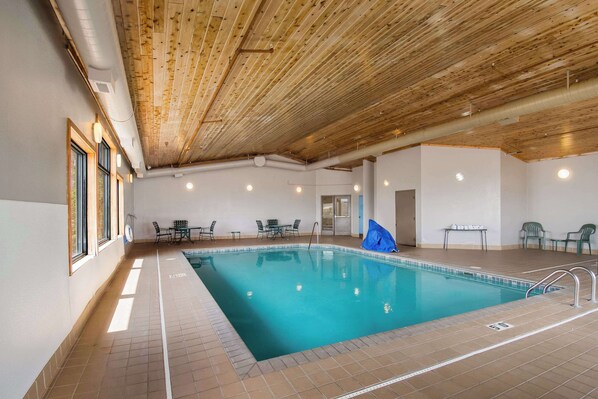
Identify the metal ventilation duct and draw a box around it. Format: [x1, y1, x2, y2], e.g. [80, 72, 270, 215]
[55, 0, 146, 174]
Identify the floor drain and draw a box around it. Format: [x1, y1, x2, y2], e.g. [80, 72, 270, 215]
[487, 321, 513, 331]
[169, 273, 187, 279]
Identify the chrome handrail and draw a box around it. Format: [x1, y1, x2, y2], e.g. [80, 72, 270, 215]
[308, 221, 319, 250]
[526, 269, 580, 308]
[544, 266, 596, 303]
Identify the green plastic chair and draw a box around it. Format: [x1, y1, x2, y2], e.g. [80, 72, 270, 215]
[521, 222, 546, 249]
[564, 224, 596, 255]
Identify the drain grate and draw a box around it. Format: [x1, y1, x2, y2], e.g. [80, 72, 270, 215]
[487, 321, 513, 331]
[169, 273, 187, 279]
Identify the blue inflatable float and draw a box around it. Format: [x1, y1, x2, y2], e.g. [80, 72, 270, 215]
[362, 219, 398, 253]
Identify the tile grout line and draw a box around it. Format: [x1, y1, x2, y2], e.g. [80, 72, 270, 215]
[156, 249, 173, 399]
[335, 306, 598, 399]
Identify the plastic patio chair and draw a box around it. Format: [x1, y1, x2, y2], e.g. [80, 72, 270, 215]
[565, 224, 596, 255]
[152, 221, 171, 244]
[521, 222, 546, 249]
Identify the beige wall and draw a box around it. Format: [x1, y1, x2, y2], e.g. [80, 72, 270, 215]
[0, 1, 134, 397]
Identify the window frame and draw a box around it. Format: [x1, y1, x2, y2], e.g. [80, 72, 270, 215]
[67, 119, 98, 275]
[97, 139, 111, 244]
[70, 142, 88, 261]
[116, 174, 124, 237]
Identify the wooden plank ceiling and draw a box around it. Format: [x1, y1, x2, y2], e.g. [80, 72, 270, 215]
[111, 0, 598, 169]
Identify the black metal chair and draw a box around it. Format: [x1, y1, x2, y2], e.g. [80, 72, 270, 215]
[172, 219, 189, 242]
[256, 220, 270, 239]
[266, 219, 278, 228]
[152, 221, 171, 244]
[289, 219, 301, 237]
[199, 221, 216, 241]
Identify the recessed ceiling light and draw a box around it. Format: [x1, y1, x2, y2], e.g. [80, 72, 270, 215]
[246, 184, 253, 191]
[186, 182, 194, 190]
[383, 179, 389, 187]
[455, 173, 464, 182]
[296, 186, 302, 193]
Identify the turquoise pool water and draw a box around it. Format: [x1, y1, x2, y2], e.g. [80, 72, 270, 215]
[186, 248, 533, 361]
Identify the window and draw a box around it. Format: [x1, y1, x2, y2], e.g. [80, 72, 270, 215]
[68, 119, 97, 274]
[98, 139, 111, 243]
[117, 175, 124, 236]
[71, 142, 87, 261]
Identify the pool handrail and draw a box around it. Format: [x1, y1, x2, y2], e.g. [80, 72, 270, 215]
[526, 269, 580, 308]
[308, 222, 319, 250]
[543, 266, 596, 303]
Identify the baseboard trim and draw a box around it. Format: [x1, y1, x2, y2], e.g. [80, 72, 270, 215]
[134, 232, 313, 243]
[24, 254, 126, 399]
[418, 243, 517, 251]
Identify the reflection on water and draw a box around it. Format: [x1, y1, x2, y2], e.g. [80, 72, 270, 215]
[186, 249, 527, 361]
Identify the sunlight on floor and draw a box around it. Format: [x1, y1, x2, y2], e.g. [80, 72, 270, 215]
[107, 297, 134, 333]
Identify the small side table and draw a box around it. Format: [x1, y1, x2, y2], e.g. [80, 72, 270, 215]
[548, 239, 567, 252]
[443, 228, 488, 251]
[230, 231, 241, 240]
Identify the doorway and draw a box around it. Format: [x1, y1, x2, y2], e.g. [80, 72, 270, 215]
[321, 195, 351, 236]
[395, 189, 416, 246]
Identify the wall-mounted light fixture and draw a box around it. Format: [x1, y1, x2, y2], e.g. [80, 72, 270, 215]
[383, 179, 389, 187]
[455, 172, 464, 182]
[186, 182, 194, 190]
[353, 184, 360, 192]
[92, 114, 103, 144]
[296, 186, 302, 193]
[557, 168, 570, 179]
[116, 153, 122, 168]
[127, 173, 133, 183]
[246, 184, 253, 192]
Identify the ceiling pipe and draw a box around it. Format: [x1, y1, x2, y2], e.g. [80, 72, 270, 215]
[143, 76, 598, 179]
[307, 76, 598, 170]
[144, 160, 255, 178]
[55, 0, 146, 175]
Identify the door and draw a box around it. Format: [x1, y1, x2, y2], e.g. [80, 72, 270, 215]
[334, 196, 351, 235]
[395, 189, 416, 246]
[358, 195, 363, 237]
[321, 196, 334, 235]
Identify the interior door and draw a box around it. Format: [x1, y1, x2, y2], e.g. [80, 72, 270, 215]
[334, 196, 351, 235]
[358, 195, 363, 236]
[321, 196, 334, 235]
[395, 189, 416, 246]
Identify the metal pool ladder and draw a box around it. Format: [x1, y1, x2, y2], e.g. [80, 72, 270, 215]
[526, 266, 597, 308]
[308, 221, 319, 250]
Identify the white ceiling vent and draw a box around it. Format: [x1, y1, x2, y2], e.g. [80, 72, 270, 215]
[88, 67, 115, 94]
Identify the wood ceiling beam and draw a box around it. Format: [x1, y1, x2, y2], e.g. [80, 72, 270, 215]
[176, 0, 272, 166]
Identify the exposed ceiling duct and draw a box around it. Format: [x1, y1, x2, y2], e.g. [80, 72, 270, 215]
[55, 0, 146, 175]
[143, 76, 598, 178]
[305, 76, 598, 170]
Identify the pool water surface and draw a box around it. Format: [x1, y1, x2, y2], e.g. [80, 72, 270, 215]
[185, 248, 535, 361]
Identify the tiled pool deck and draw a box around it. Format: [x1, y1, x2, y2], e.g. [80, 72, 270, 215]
[42, 237, 598, 399]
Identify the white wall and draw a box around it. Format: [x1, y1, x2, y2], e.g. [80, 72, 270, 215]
[351, 167, 363, 236]
[375, 146, 422, 242]
[0, 1, 133, 397]
[527, 154, 598, 249]
[420, 146, 502, 247]
[500, 153, 527, 246]
[134, 168, 355, 240]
